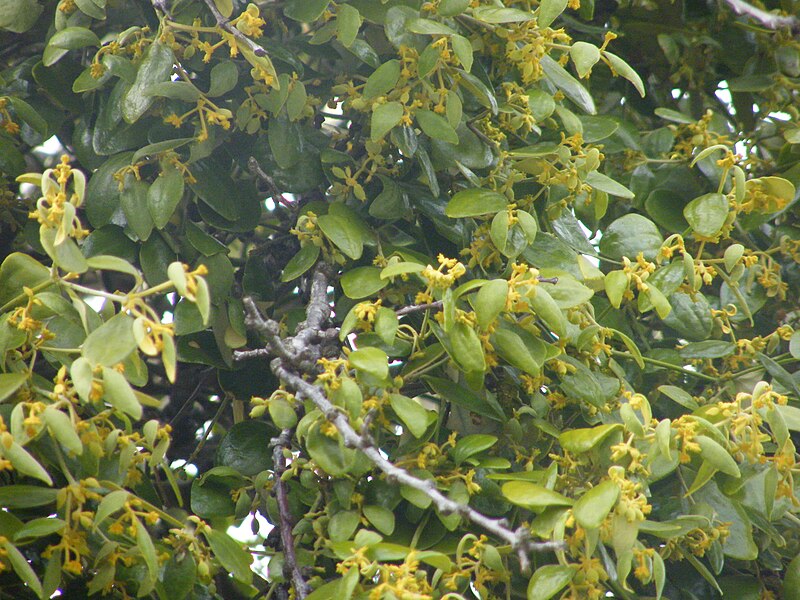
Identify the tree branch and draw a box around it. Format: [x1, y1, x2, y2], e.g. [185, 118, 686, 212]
[271, 430, 310, 599]
[720, 0, 800, 32]
[395, 301, 443, 316]
[239, 265, 565, 573]
[248, 157, 293, 208]
[200, 0, 270, 56]
[272, 361, 563, 571]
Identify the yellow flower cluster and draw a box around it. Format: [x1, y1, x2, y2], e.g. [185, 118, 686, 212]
[28, 155, 89, 245]
[416, 254, 467, 303]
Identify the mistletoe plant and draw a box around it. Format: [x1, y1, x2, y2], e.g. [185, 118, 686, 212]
[1, 0, 800, 599]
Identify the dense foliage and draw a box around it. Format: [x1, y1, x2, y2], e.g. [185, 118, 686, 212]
[1, 0, 800, 598]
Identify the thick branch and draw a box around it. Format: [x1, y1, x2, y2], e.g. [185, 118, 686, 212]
[201, 0, 270, 56]
[271, 430, 310, 599]
[721, 0, 800, 32]
[272, 362, 564, 571]
[293, 265, 333, 348]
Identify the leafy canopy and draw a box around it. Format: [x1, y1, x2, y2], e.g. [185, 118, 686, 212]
[1, 0, 800, 598]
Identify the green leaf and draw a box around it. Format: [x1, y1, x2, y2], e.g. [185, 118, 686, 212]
[120, 178, 153, 240]
[603, 51, 646, 97]
[363, 60, 401, 99]
[48, 25, 100, 50]
[380, 261, 425, 279]
[389, 394, 431, 438]
[0, 0, 42, 33]
[83, 312, 137, 367]
[0, 373, 26, 402]
[12, 517, 66, 541]
[363, 505, 395, 536]
[679, 340, 735, 359]
[451, 34, 473, 72]
[415, 109, 459, 144]
[148, 167, 184, 229]
[371, 101, 404, 141]
[42, 406, 83, 455]
[683, 193, 729, 237]
[134, 515, 158, 584]
[538, 0, 568, 27]
[1, 539, 43, 598]
[527, 564, 575, 600]
[102, 366, 142, 419]
[284, 0, 329, 21]
[446, 188, 507, 217]
[3, 441, 53, 484]
[457, 69, 498, 114]
[341, 266, 387, 299]
[604, 270, 628, 308]
[439, 0, 470, 16]
[405, 17, 458, 35]
[423, 376, 505, 421]
[282, 245, 320, 282]
[122, 40, 175, 123]
[216, 421, 275, 476]
[573, 480, 619, 529]
[350, 347, 389, 380]
[0, 485, 58, 509]
[8, 97, 48, 137]
[570, 42, 600, 78]
[374, 307, 398, 346]
[759, 353, 800, 399]
[94, 490, 129, 527]
[528, 287, 567, 338]
[208, 61, 238, 96]
[501, 481, 572, 511]
[696, 436, 740, 477]
[286, 81, 307, 122]
[204, 529, 253, 584]
[328, 511, 360, 542]
[317, 214, 364, 259]
[599, 214, 662, 261]
[559, 423, 622, 454]
[492, 328, 541, 376]
[473, 279, 508, 330]
[0, 252, 50, 308]
[585, 171, 634, 198]
[541, 54, 596, 115]
[306, 420, 355, 476]
[612, 329, 644, 369]
[784, 554, 800, 600]
[213, 0, 233, 17]
[659, 385, 700, 410]
[143, 81, 200, 103]
[337, 4, 361, 47]
[162, 554, 196, 600]
[449, 321, 485, 373]
[452, 434, 497, 465]
[472, 6, 534, 22]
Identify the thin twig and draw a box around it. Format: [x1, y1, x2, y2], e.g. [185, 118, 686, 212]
[720, 0, 800, 32]
[201, 0, 270, 56]
[271, 430, 310, 599]
[396, 301, 444, 316]
[248, 157, 293, 208]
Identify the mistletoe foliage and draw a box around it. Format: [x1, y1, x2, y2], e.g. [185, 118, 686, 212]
[1, 0, 800, 598]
